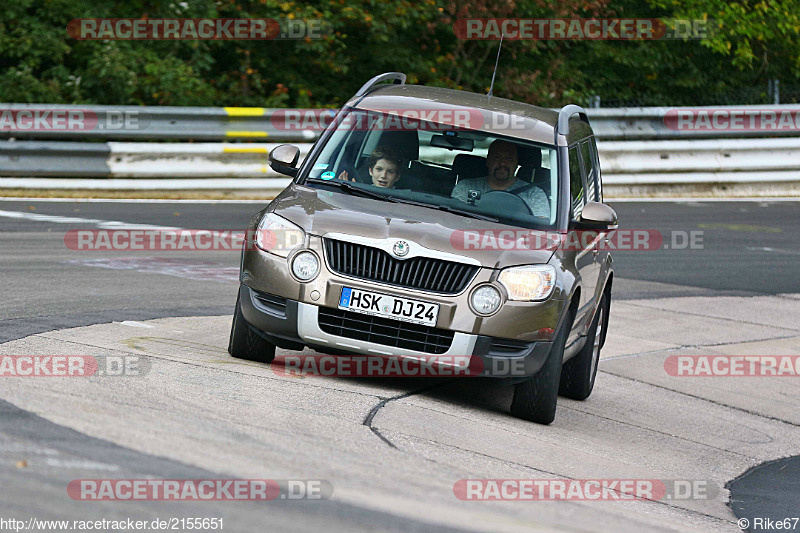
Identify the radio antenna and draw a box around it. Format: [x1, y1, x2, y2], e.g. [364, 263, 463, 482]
[487, 34, 504, 97]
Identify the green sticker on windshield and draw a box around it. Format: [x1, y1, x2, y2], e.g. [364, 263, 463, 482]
[321, 171, 336, 180]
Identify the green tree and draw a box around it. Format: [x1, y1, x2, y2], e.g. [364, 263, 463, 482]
[1, 0, 798, 107]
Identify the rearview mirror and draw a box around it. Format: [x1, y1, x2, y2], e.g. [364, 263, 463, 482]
[573, 202, 618, 230]
[430, 134, 474, 151]
[269, 144, 300, 177]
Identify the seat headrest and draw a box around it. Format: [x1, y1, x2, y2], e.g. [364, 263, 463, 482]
[452, 154, 487, 180]
[516, 146, 542, 168]
[375, 129, 419, 161]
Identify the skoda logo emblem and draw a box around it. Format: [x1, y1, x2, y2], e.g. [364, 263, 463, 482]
[393, 240, 410, 257]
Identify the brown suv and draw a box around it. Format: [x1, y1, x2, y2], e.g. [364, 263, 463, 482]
[229, 72, 617, 424]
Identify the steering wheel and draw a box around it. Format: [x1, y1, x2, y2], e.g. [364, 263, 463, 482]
[479, 190, 534, 216]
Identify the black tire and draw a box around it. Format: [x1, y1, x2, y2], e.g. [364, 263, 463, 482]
[228, 294, 276, 364]
[599, 290, 611, 349]
[510, 307, 572, 424]
[559, 293, 609, 401]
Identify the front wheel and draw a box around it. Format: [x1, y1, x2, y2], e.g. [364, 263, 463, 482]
[510, 307, 572, 424]
[559, 293, 609, 400]
[228, 294, 276, 364]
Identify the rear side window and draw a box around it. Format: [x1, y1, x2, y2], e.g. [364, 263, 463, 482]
[589, 138, 603, 202]
[568, 146, 584, 218]
[579, 141, 596, 202]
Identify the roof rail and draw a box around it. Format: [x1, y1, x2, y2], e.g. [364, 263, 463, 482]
[556, 104, 589, 142]
[354, 72, 407, 98]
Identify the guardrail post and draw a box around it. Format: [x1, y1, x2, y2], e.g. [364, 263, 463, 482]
[768, 79, 780, 105]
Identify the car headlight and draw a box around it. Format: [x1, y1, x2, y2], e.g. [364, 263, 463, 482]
[498, 265, 556, 301]
[291, 251, 320, 281]
[255, 213, 305, 257]
[470, 285, 502, 315]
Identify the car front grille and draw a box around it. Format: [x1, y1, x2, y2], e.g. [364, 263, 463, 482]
[317, 307, 455, 354]
[323, 238, 478, 294]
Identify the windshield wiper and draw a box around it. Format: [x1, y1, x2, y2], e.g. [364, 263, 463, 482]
[306, 178, 393, 202]
[437, 204, 499, 222]
[307, 178, 499, 222]
[388, 197, 499, 222]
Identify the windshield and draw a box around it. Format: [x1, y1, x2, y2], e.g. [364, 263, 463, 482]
[301, 108, 559, 229]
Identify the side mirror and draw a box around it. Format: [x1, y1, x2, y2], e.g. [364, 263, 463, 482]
[572, 202, 618, 230]
[269, 144, 300, 177]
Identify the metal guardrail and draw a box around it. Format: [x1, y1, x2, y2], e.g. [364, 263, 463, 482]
[1, 104, 800, 192]
[587, 105, 800, 140]
[0, 141, 310, 178]
[0, 141, 111, 176]
[0, 104, 320, 141]
[3, 138, 798, 190]
[106, 142, 311, 178]
[598, 137, 800, 185]
[3, 104, 800, 142]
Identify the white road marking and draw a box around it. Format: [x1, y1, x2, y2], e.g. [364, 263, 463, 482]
[117, 321, 155, 329]
[746, 246, 800, 255]
[607, 197, 800, 203]
[1, 196, 798, 204]
[67, 257, 239, 283]
[0, 442, 59, 455]
[0, 177, 288, 190]
[0, 197, 267, 204]
[0, 209, 242, 283]
[0, 208, 179, 230]
[44, 458, 120, 471]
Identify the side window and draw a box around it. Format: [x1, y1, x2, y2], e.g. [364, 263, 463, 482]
[589, 137, 603, 202]
[568, 145, 584, 218]
[579, 141, 596, 202]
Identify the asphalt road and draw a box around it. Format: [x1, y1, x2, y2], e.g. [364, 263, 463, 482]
[2, 198, 798, 346]
[1, 198, 798, 532]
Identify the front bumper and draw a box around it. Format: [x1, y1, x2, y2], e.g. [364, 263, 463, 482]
[241, 235, 566, 342]
[239, 284, 553, 379]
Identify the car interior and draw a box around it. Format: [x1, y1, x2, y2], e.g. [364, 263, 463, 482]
[335, 126, 552, 200]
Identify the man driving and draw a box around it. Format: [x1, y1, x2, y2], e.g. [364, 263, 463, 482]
[451, 140, 550, 219]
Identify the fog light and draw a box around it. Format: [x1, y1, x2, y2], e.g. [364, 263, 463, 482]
[471, 285, 502, 315]
[291, 251, 319, 281]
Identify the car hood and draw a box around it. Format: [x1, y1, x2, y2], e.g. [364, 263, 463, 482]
[270, 184, 557, 269]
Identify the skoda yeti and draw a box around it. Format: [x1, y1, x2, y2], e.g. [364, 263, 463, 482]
[229, 73, 617, 424]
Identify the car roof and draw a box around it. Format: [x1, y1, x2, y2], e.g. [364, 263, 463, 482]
[346, 84, 593, 146]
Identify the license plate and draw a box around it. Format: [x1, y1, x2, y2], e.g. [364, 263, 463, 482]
[338, 287, 439, 327]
